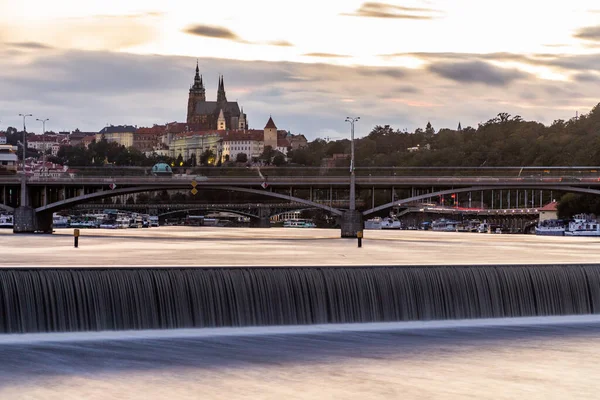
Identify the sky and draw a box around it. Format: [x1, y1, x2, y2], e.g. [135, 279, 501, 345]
[0, 0, 600, 139]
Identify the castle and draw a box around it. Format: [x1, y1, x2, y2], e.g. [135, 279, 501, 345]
[186, 62, 247, 131]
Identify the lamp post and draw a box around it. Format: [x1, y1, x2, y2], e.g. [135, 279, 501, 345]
[345, 117, 359, 210]
[18, 113, 32, 207]
[36, 118, 49, 171]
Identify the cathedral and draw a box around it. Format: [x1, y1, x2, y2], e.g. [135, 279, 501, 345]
[186, 62, 247, 130]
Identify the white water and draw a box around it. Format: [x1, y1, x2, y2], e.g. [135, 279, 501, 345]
[1, 317, 600, 399]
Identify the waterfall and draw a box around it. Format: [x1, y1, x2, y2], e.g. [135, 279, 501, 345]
[1, 265, 599, 333]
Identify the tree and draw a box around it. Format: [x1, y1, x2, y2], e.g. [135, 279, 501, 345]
[235, 152, 248, 163]
[189, 153, 197, 167]
[260, 145, 276, 164]
[200, 149, 215, 165]
[425, 122, 435, 136]
[273, 153, 286, 166]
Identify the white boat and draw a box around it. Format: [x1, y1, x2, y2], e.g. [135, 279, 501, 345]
[381, 217, 401, 230]
[565, 215, 600, 237]
[365, 217, 382, 230]
[535, 219, 566, 236]
[283, 219, 316, 228]
[432, 219, 459, 232]
[52, 213, 69, 228]
[0, 213, 13, 228]
[149, 216, 159, 227]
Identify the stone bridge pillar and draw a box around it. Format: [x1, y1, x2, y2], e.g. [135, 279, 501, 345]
[340, 210, 363, 238]
[252, 207, 271, 228]
[13, 207, 53, 234]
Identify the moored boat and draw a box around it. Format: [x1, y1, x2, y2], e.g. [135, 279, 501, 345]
[283, 219, 316, 228]
[535, 219, 566, 236]
[565, 215, 600, 237]
[0, 213, 13, 228]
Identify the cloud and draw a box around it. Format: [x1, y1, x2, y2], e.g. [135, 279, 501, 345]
[428, 61, 527, 86]
[183, 25, 241, 41]
[574, 26, 600, 42]
[342, 2, 442, 20]
[6, 42, 53, 50]
[573, 72, 600, 82]
[304, 53, 351, 58]
[183, 26, 293, 47]
[266, 40, 294, 47]
[0, 49, 596, 140]
[0, 13, 162, 51]
[359, 67, 406, 79]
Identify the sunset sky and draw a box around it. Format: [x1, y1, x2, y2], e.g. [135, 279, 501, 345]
[1, 0, 599, 138]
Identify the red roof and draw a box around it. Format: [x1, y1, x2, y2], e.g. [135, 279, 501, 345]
[277, 138, 290, 148]
[539, 201, 558, 211]
[222, 131, 263, 142]
[264, 116, 277, 129]
[136, 125, 166, 134]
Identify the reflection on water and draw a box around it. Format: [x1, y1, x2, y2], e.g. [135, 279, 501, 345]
[1, 319, 600, 399]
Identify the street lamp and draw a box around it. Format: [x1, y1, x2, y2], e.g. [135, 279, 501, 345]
[36, 118, 49, 170]
[345, 116, 359, 210]
[18, 114, 32, 170]
[18, 113, 32, 208]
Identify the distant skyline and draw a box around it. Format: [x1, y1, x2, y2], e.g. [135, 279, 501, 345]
[1, 1, 600, 139]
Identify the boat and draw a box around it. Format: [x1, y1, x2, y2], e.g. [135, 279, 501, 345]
[52, 213, 70, 228]
[565, 215, 600, 237]
[149, 216, 159, 227]
[0, 213, 13, 228]
[535, 219, 566, 236]
[365, 217, 382, 230]
[380, 217, 401, 230]
[456, 220, 481, 233]
[283, 219, 317, 228]
[431, 218, 459, 232]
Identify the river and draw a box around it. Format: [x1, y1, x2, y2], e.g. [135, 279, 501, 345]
[1, 317, 599, 399]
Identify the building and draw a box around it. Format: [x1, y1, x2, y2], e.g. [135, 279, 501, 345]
[539, 201, 558, 221]
[27, 134, 62, 154]
[0, 144, 18, 173]
[168, 131, 223, 165]
[134, 125, 164, 152]
[221, 130, 264, 162]
[289, 134, 308, 150]
[68, 131, 96, 147]
[0, 133, 6, 145]
[186, 62, 246, 130]
[96, 125, 137, 148]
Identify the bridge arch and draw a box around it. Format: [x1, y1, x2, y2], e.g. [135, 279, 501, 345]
[362, 185, 596, 216]
[36, 185, 344, 216]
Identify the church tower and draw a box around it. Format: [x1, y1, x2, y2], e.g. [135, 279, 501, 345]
[217, 109, 226, 131]
[217, 75, 228, 104]
[264, 116, 278, 149]
[238, 107, 247, 130]
[187, 61, 206, 123]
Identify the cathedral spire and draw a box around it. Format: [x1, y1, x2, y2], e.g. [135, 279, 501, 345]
[217, 74, 227, 103]
[192, 60, 204, 90]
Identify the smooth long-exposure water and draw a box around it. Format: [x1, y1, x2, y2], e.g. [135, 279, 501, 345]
[1, 318, 600, 399]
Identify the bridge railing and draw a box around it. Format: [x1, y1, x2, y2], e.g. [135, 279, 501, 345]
[3, 166, 600, 182]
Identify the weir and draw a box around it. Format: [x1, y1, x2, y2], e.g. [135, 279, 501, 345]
[1, 265, 600, 334]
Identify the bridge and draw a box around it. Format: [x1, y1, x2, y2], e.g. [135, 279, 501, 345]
[1, 166, 599, 235]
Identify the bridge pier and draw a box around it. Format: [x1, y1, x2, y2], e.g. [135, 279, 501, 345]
[340, 210, 363, 238]
[13, 207, 53, 234]
[251, 207, 271, 228]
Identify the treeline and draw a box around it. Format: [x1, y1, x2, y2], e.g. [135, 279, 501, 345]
[288, 103, 600, 167]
